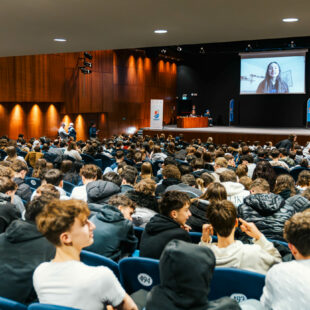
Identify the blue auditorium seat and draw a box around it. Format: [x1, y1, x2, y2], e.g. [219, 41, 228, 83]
[28, 303, 77, 310]
[119, 257, 160, 294]
[208, 267, 265, 302]
[0, 296, 26, 310]
[80, 250, 120, 281]
[25, 177, 41, 189]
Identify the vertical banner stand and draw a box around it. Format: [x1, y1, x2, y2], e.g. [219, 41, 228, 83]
[229, 99, 234, 127]
[150, 99, 164, 129]
[306, 98, 310, 128]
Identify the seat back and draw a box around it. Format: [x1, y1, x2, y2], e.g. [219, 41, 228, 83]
[81, 154, 95, 164]
[119, 257, 160, 294]
[62, 181, 75, 194]
[152, 161, 163, 176]
[272, 166, 289, 176]
[28, 303, 77, 310]
[133, 226, 144, 248]
[290, 167, 309, 182]
[25, 177, 41, 189]
[189, 231, 202, 244]
[80, 250, 120, 280]
[0, 296, 27, 310]
[208, 268, 265, 302]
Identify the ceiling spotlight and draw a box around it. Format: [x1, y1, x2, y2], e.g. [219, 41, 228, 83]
[80, 67, 92, 74]
[53, 38, 67, 42]
[199, 47, 205, 54]
[289, 40, 296, 48]
[84, 61, 92, 68]
[161, 49, 167, 54]
[154, 29, 167, 34]
[177, 46, 182, 52]
[84, 52, 93, 60]
[282, 18, 299, 23]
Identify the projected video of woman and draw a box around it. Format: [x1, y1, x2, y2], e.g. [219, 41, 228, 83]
[240, 52, 306, 95]
[256, 62, 289, 94]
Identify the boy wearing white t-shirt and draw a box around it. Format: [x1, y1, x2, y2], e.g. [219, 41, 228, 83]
[33, 199, 137, 310]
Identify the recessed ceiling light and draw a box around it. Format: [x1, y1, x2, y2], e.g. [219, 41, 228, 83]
[154, 29, 167, 34]
[282, 18, 299, 23]
[53, 38, 67, 42]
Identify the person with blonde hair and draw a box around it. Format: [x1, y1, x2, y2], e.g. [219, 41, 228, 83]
[33, 199, 137, 310]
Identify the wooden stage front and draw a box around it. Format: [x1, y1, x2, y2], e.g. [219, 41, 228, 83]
[142, 126, 310, 146]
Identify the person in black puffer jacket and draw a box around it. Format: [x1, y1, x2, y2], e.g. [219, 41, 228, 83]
[146, 239, 240, 310]
[238, 178, 297, 241]
[140, 191, 192, 259]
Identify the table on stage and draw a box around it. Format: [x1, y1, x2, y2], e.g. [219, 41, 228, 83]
[177, 116, 209, 128]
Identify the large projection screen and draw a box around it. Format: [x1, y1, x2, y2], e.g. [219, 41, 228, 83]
[240, 50, 307, 95]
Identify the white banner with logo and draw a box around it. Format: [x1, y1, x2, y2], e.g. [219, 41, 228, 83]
[150, 99, 163, 129]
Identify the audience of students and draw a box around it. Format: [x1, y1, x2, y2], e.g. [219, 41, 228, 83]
[0, 133, 310, 309]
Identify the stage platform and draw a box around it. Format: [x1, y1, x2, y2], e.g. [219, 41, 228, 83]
[142, 126, 310, 145]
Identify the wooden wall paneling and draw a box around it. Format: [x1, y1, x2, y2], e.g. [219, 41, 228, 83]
[14, 56, 34, 102]
[27, 103, 44, 138]
[45, 104, 60, 138]
[63, 68, 79, 114]
[94, 50, 113, 73]
[102, 73, 114, 112]
[78, 73, 92, 113]
[0, 57, 16, 102]
[9, 104, 26, 139]
[48, 54, 65, 102]
[0, 103, 9, 136]
[33, 55, 49, 102]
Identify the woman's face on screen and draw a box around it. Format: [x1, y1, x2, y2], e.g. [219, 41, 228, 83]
[268, 63, 279, 78]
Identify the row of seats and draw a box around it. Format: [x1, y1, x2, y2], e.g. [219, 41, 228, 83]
[0, 250, 266, 309]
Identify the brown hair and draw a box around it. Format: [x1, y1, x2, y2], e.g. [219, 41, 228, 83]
[0, 177, 18, 193]
[80, 164, 98, 180]
[32, 159, 47, 179]
[219, 170, 237, 182]
[36, 199, 90, 246]
[207, 200, 237, 237]
[162, 165, 181, 180]
[108, 194, 135, 209]
[273, 174, 296, 197]
[140, 162, 153, 179]
[235, 164, 248, 179]
[250, 178, 270, 193]
[0, 166, 14, 179]
[284, 210, 310, 256]
[239, 176, 253, 190]
[134, 179, 156, 196]
[10, 159, 28, 173]
[36, 184, 61, 200]
[199, 182, 227, 202]
[214, 157, 228, 168]
[5, 146, 17, 160]
[297, 170, 310, 187]
[159, 191, 190, 217]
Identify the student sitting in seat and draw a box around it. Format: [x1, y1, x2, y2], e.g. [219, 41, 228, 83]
[200, 200, 282, 274]
[33, 199, 137, 310]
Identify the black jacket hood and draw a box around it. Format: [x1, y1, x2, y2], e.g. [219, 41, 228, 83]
[5, 219, 44, 243]
[86, 180, 120, 204]
[243, 193, 285, 216]
[125, 190, 159, 212]
[95, 205, 124, 223]
[145, 214, 180, 235]
[146, 240, 240, 310]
